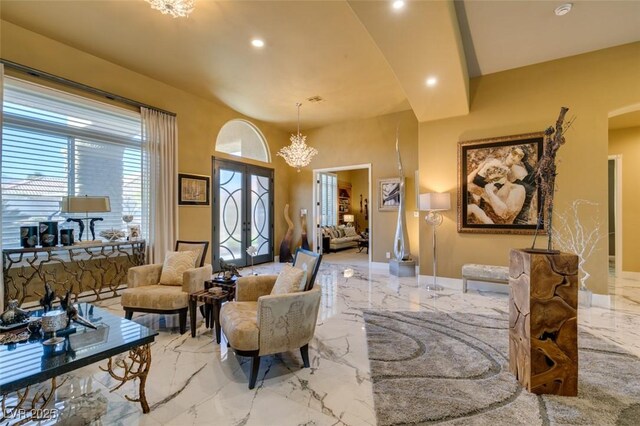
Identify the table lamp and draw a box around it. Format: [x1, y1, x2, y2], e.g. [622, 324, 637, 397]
[419, 193, 451, 286]
[61, 195, 111, 242]
[343, 214, 355, 227]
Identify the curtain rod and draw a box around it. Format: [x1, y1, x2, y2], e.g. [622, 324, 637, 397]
[0, 59, 177, 117]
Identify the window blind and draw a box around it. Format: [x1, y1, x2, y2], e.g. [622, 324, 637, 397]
[319, 172, 337, 226]
[1, 77, 143, 247]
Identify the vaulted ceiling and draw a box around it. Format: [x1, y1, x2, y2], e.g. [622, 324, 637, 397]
[1, 0, 639, 130]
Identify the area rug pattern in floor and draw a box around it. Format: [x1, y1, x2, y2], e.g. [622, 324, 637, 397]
[363, 310, 640, 425]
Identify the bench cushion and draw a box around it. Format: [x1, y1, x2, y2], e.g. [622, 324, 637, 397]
[462, 264, 509, 282]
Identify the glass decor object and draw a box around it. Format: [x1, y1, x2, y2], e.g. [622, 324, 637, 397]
[20, 226, 38, 248]
[277, 103, 318, 172]
[146, 0, 195, 18]
[39, 221, 59, 247]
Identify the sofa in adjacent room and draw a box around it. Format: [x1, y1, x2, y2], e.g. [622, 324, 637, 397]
[321, 225, 361, 252]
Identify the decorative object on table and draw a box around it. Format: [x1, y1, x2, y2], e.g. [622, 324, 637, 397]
[99, 228, 125, 242]
[277, 102, 318, 172]
[457, 131, 544, 234]
[20, 225, 38, 248]
[59, 228, 74, 246]
[40, 282, 56, 313]
[343, 214, 355, 227]
[420, 193, 451, 286]
[552, 199, 603, 306]
[279, 203, 294, 263]
[246, 246, 258, 275]
[38, 221, 59, 247]
[531, 107, 573, 251]
[127, 224, 141, 241]
[61, 195, 111, 241]
[27, 318, 42, 334]
[60, 291, 97, 330]
[0, 330, 30, 345]
[218, 258, 241, 280]
[178, 173, 210, 206]
[0, 299, 30, 326]
[378, 178, 401, 211]
[299, 209, 310, 250]
[509, 248, 578, 396]
[41, 310, 68, 335]
[122, 214, 134, 225]
[146, 0, 195, 18]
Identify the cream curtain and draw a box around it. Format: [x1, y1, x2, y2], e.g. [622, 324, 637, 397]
[141, 107, 178, 264]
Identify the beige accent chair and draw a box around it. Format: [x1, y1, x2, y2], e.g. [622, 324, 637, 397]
[220, 249, 322, 389]
[122, 241, 211, 334]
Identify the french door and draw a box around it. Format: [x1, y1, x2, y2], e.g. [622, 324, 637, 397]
[212, 158, 274, 267]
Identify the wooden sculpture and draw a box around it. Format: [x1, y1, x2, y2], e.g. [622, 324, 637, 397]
[300, 209, 310, 250]
[279, 204, 294, 262]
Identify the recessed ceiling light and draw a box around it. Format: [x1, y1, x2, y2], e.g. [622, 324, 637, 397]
[425, 77, 438, 87]
[251, 39, 265, 48]
[392, 1, 405, 10]
[554, 3, 572, 16]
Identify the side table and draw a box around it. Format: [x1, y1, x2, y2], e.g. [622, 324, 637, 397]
[189, 289, 229, 344]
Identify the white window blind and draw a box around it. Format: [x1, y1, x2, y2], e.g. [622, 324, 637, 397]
[1, 77, 143, 247]
[319, 172, 337, 226]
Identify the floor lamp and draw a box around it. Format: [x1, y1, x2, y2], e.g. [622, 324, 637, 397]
[420, 193, 451, 286]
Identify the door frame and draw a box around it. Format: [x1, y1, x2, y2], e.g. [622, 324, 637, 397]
[212, 157, 274, 268]
[312, 163, 372, 264]
[608, 154, 623, 277]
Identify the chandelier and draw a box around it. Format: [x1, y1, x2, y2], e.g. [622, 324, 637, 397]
[277, 103, 318, 172]
[146, 0, 195, 18]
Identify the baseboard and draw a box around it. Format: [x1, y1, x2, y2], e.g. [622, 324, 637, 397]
[591, 293, 612, 309]
[418, 276, 509, 294]
[620, 270, 640, 280]
[274, 255, 280, 263]
[370, 261, 388, 270]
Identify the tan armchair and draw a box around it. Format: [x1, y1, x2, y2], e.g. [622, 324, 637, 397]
[121, 241, 211, 334]
[220, 249, 322, 389]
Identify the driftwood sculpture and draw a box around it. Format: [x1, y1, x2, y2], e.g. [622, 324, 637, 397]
[300, 210, 310, 251]
[279, 203, 294, 262]
[532, 107, 572, 252]
[393, 127, 411, 261]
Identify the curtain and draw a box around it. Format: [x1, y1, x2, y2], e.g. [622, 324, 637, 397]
[141, 107, 178, 264]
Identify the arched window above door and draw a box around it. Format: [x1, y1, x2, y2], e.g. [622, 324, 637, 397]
[215, 119, 271, 163]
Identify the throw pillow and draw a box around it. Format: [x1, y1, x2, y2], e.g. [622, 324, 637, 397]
[159, 250, 199, 286]
[271, 264, 307, 295]
[337, 228, 346, 237]
[344, 227, 358, 237]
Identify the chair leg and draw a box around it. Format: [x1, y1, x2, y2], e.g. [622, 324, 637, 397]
[178, 309, 187, 334]
[125, 310, 133, 320]
[249, 355, 260, 389]
[300, 344, 310, 368]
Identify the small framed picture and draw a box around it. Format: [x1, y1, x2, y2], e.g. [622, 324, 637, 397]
[378, 178, 401, 211]
[178, 173, 210, 206]
[128, 224, 141, 241]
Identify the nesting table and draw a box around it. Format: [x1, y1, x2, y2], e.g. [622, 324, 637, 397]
[189, 278, 236, 344]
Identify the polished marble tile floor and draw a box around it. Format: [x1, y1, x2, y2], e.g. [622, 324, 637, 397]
[40, 251, 640, 425]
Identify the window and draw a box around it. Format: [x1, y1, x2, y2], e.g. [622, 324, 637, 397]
[1, 77, 143, 247]
[216, 119, 270, 163]
[319, 172, 337, 226]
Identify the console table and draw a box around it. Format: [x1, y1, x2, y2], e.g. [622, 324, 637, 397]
[3, 241, 146, 307]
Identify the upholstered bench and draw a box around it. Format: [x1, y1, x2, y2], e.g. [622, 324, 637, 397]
[461, 264, 509, 293]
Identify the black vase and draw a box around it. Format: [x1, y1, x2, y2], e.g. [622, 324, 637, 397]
[20, 226, 38, 248]
[39, 221, 59, 247]
[60, 229, 74, 246]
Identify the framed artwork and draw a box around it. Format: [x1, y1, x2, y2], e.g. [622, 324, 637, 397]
[178, 173, 210, 206]
[128, 224, 141, 241]
[378, 178, 401, 211]
[457, 132, 545, 234]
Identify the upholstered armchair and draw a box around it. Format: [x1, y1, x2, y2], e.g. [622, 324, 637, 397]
[220, 249, 322, 389]
[121, 241, 211, 334]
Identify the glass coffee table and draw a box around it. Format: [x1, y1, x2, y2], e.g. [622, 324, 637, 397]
[0, 303, 157, 424]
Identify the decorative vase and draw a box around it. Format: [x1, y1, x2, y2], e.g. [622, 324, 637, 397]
[20, 225, 38, 248]
[39, 221, 59, 247]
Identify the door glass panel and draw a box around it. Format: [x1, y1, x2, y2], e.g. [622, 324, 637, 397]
[219, 169, 243, 261]
[251, 174, 270, 255]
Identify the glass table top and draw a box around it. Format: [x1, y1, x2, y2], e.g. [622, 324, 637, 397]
[0, 304, 157, 394]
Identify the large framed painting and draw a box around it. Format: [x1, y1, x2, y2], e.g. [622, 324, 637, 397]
[378, 178, 401, 211]
[178, 173, 210, 206]
[457, 132, 545, 234]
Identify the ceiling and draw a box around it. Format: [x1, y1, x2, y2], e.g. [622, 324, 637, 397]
[1, 0, 639, 131]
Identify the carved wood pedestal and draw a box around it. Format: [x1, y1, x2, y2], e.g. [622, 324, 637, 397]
[508, 249, 579, 396]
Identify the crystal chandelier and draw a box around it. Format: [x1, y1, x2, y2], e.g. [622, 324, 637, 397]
[146, 0, 195, 18]
[277, 103, 318, 172]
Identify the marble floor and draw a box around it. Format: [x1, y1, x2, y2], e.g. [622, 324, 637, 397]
[28, 249, 640, 425]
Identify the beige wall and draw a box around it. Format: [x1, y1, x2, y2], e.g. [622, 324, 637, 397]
[335, 169, 369, 233]
[1, 21, 294, 264]
[419, 43, 640, 295]
[609, 126, 640, 273]
[289, 110, 419, 263]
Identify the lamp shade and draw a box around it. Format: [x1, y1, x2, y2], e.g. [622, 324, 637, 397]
[61, 196, 111, 213]
[419, 193, 451, 211]
[343, 214, 355, 223]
